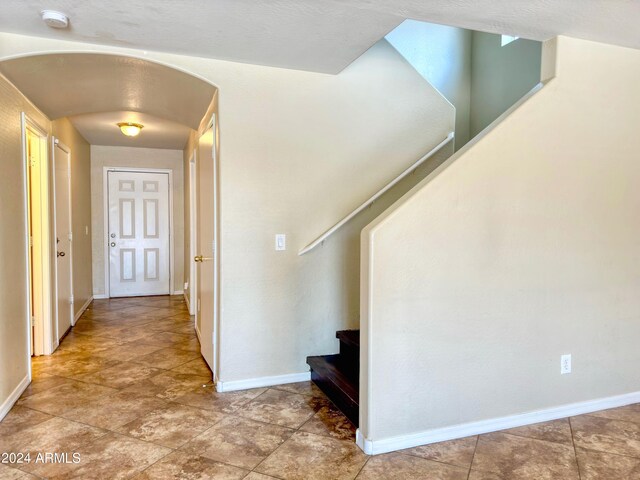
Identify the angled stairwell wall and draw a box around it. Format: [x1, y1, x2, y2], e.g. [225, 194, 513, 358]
[360, 36, 640, 453]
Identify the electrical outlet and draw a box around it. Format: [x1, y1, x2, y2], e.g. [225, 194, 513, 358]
[561, 354, 572, 374]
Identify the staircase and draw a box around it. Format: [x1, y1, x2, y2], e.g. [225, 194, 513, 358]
[306, 330, 359, 426]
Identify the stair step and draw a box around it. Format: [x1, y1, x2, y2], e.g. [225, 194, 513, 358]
[336, 330, 360, 348]
[307, 354, 359, 426]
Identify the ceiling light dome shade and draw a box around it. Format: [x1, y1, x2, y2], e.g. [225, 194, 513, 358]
[41, 10, 69, 29]
[117, 122, 144, 137]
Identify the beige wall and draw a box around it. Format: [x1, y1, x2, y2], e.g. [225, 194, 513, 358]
[0, 73, 50, 413]
[0, 34, 454, 386]
[90, 145, 184, 295]
[210, 40, 453, 383]
[51, 118, 93, 315]
[361, 36, 640, 446]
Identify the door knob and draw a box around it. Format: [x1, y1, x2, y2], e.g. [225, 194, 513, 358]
[57, 251, 65, 257]
[110, 242, 116, 247]
[194, 255, 213, 262]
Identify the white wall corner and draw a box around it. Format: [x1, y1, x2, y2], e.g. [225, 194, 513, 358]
[92, 293, 108, 300]
[355, 429, 374, 455]
[358, 390, 640, 455]
[216, 372, 312, 393]
[540, 36, 559, 82]
[0, 375, 30, 421]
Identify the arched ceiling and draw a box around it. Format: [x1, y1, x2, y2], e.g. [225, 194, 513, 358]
[0, 53, 216, 129]
[0, 0, 638, 74]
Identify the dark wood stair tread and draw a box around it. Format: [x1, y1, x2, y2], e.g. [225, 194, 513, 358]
[336, 330, 360, 348]
[307, 354, 359, 425]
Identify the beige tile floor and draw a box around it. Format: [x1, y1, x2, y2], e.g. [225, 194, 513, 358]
[2, 296, 640, 479]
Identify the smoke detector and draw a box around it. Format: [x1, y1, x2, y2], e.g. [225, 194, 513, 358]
[41, 10, 69, 29]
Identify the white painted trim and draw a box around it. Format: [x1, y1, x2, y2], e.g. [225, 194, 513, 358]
[21, 113, 53, 357]
[195, 321, 202, 344]
[216, 372, 311, 392]
[188, 150, 198, 316]
[184, 291, 190, 310]
[0, 375, 30, 421]
[355, 390, 640, 455]
[102, 167, 174, 297]
[74, 296, 93, 323]
[21, 114, 33, 366]
[92, 293, 108, 300]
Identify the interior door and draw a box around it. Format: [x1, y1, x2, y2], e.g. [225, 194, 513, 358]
[53, 140, 73, 341]
[196, 123, 217, 372]
[108, 170, 170, 297]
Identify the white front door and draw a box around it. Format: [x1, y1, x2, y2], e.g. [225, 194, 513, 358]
[53, 140, 73, 340]
[196, 123, 217, 372]
[108, 170, 170, 297]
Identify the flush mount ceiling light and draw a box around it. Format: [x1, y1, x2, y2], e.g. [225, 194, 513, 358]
[41, 10, 69, 29]
[117, 122, 144, 137]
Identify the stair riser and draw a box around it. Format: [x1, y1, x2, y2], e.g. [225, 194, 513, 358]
[339, 341, 359, 360]
[310, 370, 359, 426]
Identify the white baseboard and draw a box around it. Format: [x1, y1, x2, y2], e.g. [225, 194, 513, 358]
[195, 322, 202, 343]
[184, 292, 190, 311]
[0, 375, 30, 421]
[92, 293, 108, 300]
[172, 289, 184, 296]
[356, 390, 640, 455]
[216, 372, 311, 393]
[73, 296, 93, 324]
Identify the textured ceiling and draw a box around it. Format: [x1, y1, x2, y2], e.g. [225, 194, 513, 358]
[0, 53, 215, 129]
[69, 111, 191, 150]
[0, 1, 638, 74]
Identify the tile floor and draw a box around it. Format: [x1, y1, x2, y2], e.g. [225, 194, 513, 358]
[2, 296, 640, 479]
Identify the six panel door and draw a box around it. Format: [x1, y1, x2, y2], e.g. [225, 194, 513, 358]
[54, 142, 73, 339]
[108, 171, 170, 297]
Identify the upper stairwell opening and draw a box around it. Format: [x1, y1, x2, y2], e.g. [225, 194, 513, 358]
[385, 19, 542, 150]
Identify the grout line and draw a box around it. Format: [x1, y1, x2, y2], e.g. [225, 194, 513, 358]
[568, 417, 583, 480]
[467, 434, 480, 480]
[396, 450, 475, 473]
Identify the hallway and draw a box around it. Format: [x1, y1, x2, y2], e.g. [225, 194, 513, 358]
[2, 297, 640, 479]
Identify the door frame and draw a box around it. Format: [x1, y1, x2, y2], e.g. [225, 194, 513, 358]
[211, 114, 220, 381]
[21, 112, 54, 358]
[196, 114, 220, 380]
[52, 138, 74, 341]
[188, 149, 198, 315]
[102, 167, 175, 298]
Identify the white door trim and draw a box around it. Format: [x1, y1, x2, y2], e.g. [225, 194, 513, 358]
[21, 112, 53, 359]
[102, 167, 175, 298]
[188, 149, 197, 315]
[52, 138, 74, 341]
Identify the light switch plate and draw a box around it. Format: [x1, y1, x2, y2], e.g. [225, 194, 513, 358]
[275, 234, 286, 251]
